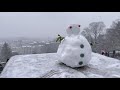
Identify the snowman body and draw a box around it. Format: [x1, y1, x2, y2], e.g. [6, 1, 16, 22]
[57, 24, 92, 67]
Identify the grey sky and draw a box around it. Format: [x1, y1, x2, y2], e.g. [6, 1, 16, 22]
[0, 12, 120, 39]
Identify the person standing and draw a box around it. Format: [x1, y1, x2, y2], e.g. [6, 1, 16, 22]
[113, 50, 116, 58]
[101, 50, 105, 55]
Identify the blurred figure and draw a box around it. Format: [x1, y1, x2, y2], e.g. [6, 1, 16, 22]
[90, 42, 93, 46]
[101, 50, 105, 55]
[107, 52, 109, 57]
[113, 50, 115, 57]
[105, 52, 108, 56]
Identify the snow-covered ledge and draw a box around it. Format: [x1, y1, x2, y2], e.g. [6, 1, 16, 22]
[1, 52, 120, 78]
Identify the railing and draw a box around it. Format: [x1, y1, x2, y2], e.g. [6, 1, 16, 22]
[40, 70, 60, 78]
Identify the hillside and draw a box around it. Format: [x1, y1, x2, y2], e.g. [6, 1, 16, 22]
[1, 52, 120, 78]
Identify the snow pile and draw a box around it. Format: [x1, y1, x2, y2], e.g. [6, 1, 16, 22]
[1, 52, 120, 78]
[57, 24, 92, 67]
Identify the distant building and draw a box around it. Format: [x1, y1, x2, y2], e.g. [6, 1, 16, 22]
[12, 46, 33, 55]
[9, 41, 60, 55]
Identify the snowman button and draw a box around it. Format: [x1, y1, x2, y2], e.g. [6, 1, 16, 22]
[80, 44, 84, 48]
[80, 54, 84, 57]
[79, 61, 83, 65]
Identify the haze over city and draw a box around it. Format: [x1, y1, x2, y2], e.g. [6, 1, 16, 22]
[0, 12, 120, 39]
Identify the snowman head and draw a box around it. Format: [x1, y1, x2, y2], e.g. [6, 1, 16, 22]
[66, 24, 81, 36]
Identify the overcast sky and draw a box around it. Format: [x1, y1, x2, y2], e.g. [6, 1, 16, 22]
[0, 12, 120, 39]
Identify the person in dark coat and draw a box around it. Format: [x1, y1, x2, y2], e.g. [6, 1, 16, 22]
[90, 43, 93, 46]
[101, 51, 105, 55]
[6, 59, 9, 63]
[113, 50, 116, 58]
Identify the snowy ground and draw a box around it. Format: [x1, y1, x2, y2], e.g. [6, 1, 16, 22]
[1, 52, 120, 78]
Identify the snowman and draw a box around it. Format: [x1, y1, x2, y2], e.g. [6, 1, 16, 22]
[57, 24, 92, 68]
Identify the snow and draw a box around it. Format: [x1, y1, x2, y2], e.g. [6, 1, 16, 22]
[57, 35, 92, 67]
[1, 52, 120, 78]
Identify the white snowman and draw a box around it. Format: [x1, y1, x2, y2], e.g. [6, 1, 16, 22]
[57, 24, 92, 68]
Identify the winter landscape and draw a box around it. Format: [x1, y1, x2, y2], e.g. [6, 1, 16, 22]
[0, 12, 120, 78]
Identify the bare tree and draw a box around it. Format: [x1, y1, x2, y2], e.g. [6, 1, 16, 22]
[106, 19, 120, 51]
[95, 34, 107, 53]
[82, 21, 106, 52]
[81, 28, 94, 44]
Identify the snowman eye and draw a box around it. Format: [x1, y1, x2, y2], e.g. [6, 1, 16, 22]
[80, 44, 84, 48]
[69, 26, 72, 29]
[78, 25, 80, 27]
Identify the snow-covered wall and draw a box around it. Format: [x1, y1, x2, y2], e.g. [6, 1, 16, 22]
[1, 52, 120, 78]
